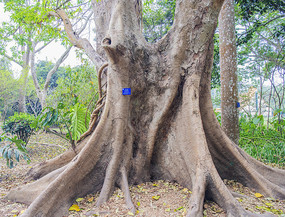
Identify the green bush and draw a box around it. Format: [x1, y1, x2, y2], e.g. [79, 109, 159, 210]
[0, 134, 30, 168]
[239, 114, 285, 166]
[37, 102, 90, 146]
[2, 112, 36, 145]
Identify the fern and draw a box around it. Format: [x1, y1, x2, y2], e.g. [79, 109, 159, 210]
[69, 103, 90, 142]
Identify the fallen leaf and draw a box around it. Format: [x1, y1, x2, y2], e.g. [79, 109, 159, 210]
[265, 202, 272, 207]
[69, 204, 81, 211]
[165, 208, 171, 212]
[127, 211, 134, 216]
[87, 197, 94, 202]
[152, 195, 160, 200]
[76, 198, 84, 202]
[254, 193, 263, 198]
[11, 210, 18, 213]
[137, 201, 140, 206]
[174, 206, 184, 212]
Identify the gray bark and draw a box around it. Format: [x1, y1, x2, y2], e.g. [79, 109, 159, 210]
[219, 0, 239, 144]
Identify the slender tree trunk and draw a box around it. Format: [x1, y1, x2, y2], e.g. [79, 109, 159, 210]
[18, 42, 30, 113]
[219, 0, 239, 144]
[6, 1, 285, 217]
[259, 75, 263, 115]
[30, 41, 72, 109]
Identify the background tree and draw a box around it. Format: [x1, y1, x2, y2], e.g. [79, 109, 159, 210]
[0, 0, 74, 111]
[5, 1, 285, 217]
[219, 0, 239, 144]
[0, 69, 18, 120]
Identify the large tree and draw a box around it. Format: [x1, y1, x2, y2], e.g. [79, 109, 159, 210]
[6, 0, 285, 217]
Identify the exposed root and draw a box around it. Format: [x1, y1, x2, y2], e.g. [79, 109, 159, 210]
[120, 167, 136, 214]
[7, 166, 67, 205]
[96, 118, 126, 207]
[26, 139, 87, 180]
[186, 171, 206, 217]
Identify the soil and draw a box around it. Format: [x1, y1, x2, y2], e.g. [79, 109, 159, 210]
[0, 132, 285, 217]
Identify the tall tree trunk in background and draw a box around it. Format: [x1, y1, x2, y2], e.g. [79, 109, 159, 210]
[219, 0, 239, 144]
[30, 42, 72, 109]
[18, 40, 30, 113]
[259, 75, 263, 115]
[6, 1, 285, 217]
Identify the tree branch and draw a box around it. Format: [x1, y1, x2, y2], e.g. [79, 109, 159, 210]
[35, 38, 55, 53]
[49, 9, 104, 67]
[1, 53, 23, 68]
[44, 45, 72, 91]
[237, 14, 285, 43]
[30, 42, 42, 101]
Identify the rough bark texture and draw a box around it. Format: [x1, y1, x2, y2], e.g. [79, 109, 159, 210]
[219, 0, 239, 144]
[6, 0, 285, 217]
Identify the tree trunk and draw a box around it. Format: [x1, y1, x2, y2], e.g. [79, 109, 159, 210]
[219, 0, 239, 144]
[30, 41, 72, 109]
[18, 30, 30, 113]
[6, 1, 285, 217]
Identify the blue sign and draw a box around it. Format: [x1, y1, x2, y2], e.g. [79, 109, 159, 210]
[122, 88, 131, 95]
[236, 102, 240, 108]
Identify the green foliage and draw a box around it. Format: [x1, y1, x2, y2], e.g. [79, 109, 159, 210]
[37, 102, 90, 144]
[2, 112, 36, 145]
[0, 69, 19, 119]
[0, 134, 30, 168]
[235, 0, 285, 21]
[35, 60, 66, 90]
[68, 103, 90, 141]
[239, 114, 285, 166]
[143, 0, 175, 42]
[47, 63, 98, 110]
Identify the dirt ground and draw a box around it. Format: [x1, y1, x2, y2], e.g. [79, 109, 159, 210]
[0, 132, 285, 217]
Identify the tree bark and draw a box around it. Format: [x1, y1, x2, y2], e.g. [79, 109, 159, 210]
[219, 0, 239, 144]
[18, 36, 30, 113]
[6, 0, 285, 217]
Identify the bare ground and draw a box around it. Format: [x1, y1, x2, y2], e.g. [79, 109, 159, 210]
[0, 132, 285, 217]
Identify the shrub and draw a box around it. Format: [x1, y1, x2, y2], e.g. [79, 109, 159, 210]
[2, 112, 36, 146]
[0, 134, 30, 168]
[239, 114, 285, 166]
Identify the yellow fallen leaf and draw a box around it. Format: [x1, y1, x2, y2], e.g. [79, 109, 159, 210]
[69, 204, 81, 211]
[76, 198, 84, 202]
[137, 201, 140, 206]
[153, 183, 158, 187]
[152, 195, 160, 200]
[128, 211, 134, 216]
[11, 210, 18, 213]
[13, 215, 17, 217]
[88, 197, 94, 202]
[182, 188, 188, 192]
[254, 193, 263, 198]
[20, 210, 26, 214]
[165, 208, 171, 212]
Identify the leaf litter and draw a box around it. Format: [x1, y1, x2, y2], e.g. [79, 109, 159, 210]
[0, 131, 284, 216]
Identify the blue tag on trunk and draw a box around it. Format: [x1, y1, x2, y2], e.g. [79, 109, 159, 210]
[122, 88, 131, 95]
